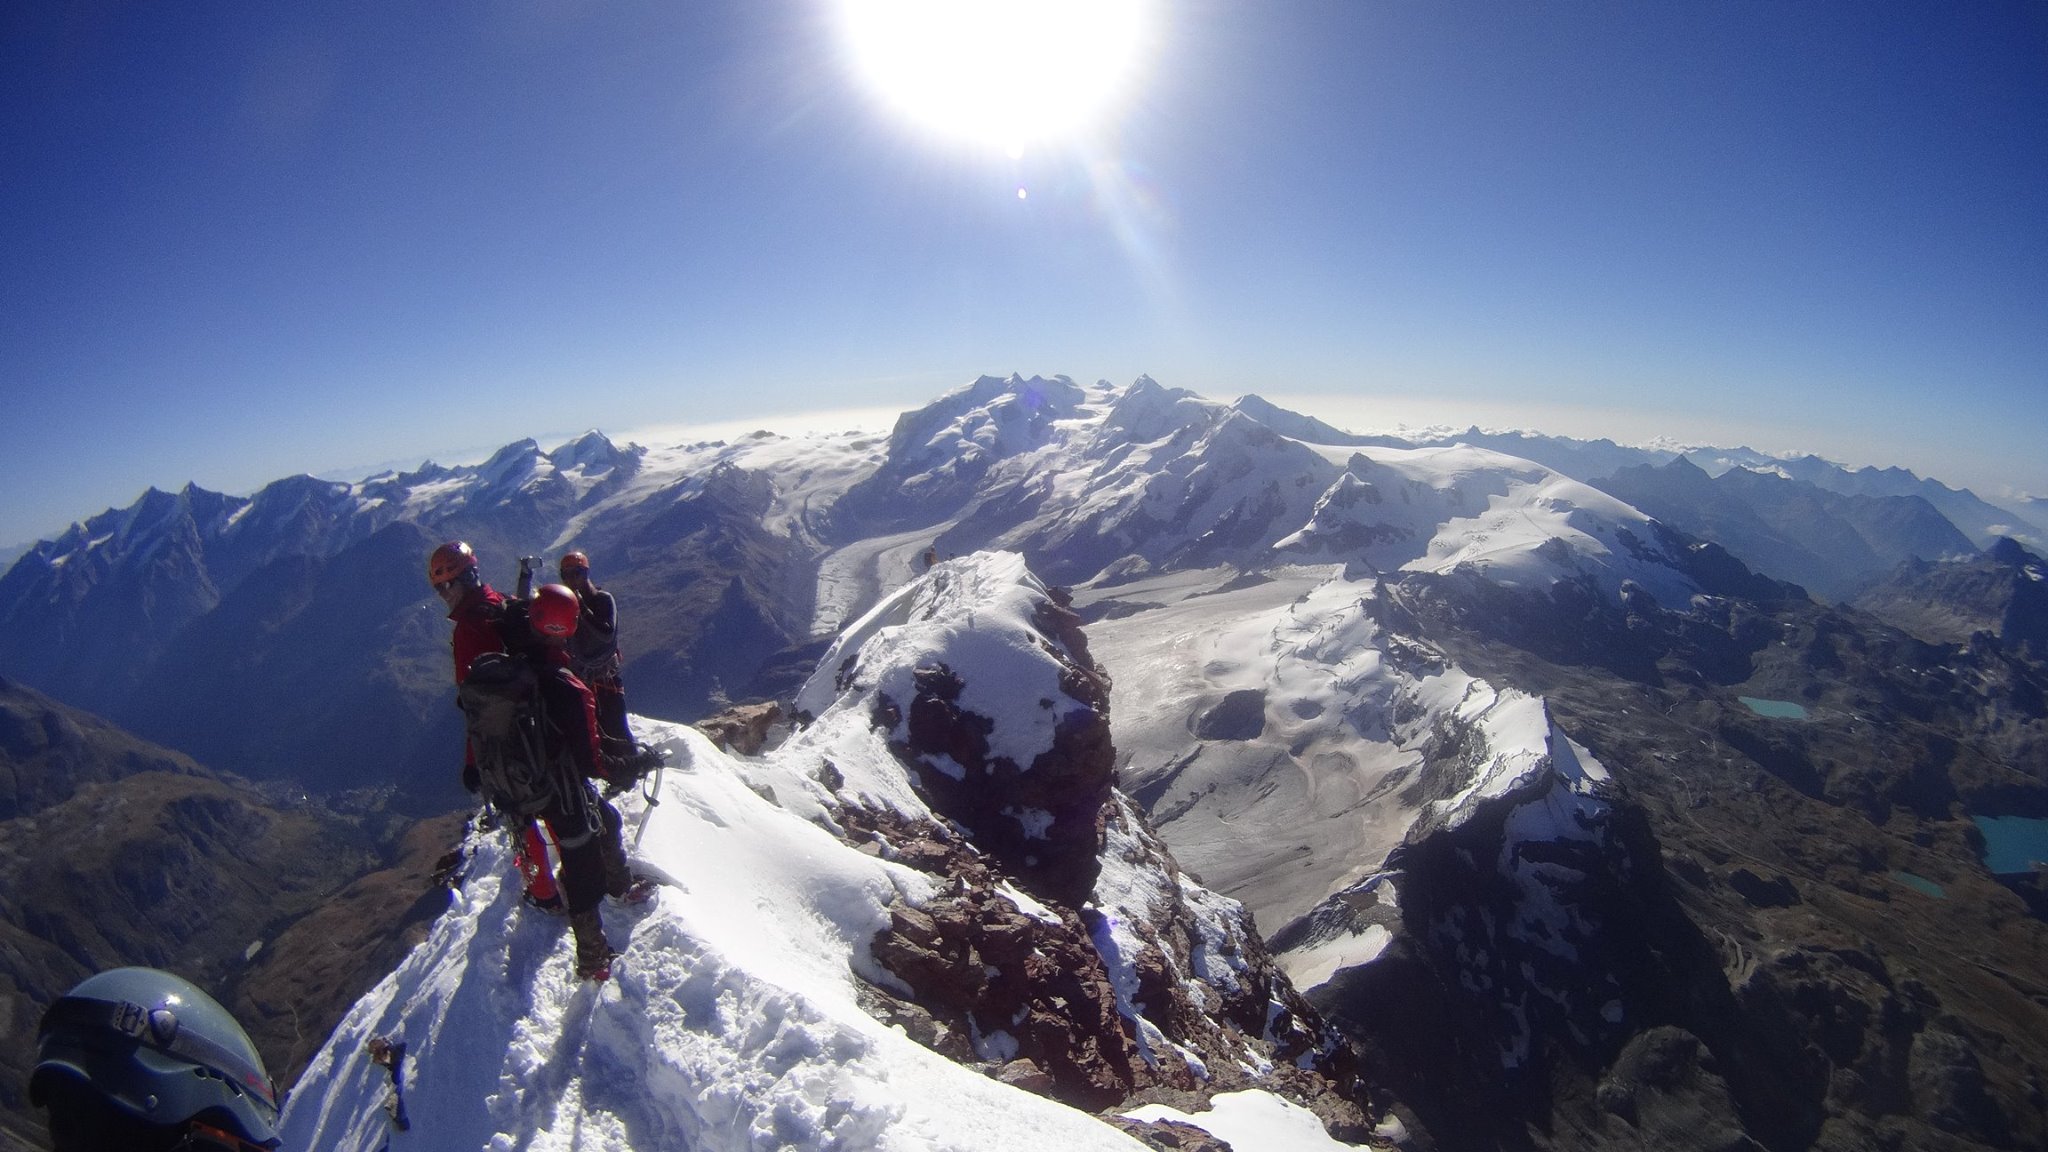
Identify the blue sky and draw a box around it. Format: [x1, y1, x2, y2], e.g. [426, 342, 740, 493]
[4, 0, 2044, 546]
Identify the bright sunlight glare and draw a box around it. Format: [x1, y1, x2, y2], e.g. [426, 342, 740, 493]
[836, 0, 1151, 156]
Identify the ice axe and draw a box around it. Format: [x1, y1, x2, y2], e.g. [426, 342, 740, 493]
[515, 555, 545, 600]
[630, 747, 670, 853]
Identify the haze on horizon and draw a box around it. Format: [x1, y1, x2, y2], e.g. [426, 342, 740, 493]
[4, 1, 2043, 548]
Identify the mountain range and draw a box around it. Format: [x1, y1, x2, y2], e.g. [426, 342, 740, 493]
[3, 374, 2045, 1151]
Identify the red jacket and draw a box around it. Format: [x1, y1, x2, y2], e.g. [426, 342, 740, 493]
[448, 584, 508, 685]
[449, 584, 509, 770]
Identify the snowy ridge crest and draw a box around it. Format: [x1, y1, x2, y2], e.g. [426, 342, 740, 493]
[784, 550, 1374, 1131]
[279, 723, 1179, 1152]
[280, 553, 1380, 1148]
[1265, 672, 1617, 995]
[1416, 685, 1613, 835]
[1276, 446, 1698, 606]
[796, 550, 1088, 782]
[835, 376, 1712, 608]
[10, 429, 643, 585]
[1305, 683, 1631, 1072]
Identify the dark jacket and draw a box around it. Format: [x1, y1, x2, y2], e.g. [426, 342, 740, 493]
[565, 586, 621, 684]
[531, 647, 603, 781]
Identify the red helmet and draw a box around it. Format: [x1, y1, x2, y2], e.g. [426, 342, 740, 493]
[428, 541, 477, 586]
[529, 584, 579, 638]
[558, 550, 590, 578]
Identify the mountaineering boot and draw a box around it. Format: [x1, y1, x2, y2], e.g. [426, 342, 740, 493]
[523, 889, 567, 916]
[570, 909, 615, 982]
[614, 876, 660, 907]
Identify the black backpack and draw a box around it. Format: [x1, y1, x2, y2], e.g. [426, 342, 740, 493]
[459, 651, 571, 817]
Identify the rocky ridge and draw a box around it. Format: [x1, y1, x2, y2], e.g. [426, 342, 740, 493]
[785, 551, 1385, 1139]
[1854, 537, 2048, 661]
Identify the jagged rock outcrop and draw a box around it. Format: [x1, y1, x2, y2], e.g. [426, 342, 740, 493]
[694, 700, 785, 755]
[878, 583, 1112, 908]
[791, 551, 1383, 1138]
[803, 552, 1115, 907]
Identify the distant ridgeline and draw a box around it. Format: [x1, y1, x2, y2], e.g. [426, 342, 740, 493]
[0, 374, 2043, 1151]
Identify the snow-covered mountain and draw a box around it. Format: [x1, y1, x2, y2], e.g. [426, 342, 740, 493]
[9, 374, 2048, 1151]
[0, 432, 820, 801]
[280, 553, 1386, 1151]
[822, 376, 1703, 605]
[1379, 425, 2046, 556]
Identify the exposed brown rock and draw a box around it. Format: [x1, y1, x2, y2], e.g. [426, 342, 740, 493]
[869, 880, 1140, 1111]
[1105, 1115, 1238, 1152]
[882, 641, 1112, 909]
[832, 566, 1381, 1139]
[694, 700, 784, 755]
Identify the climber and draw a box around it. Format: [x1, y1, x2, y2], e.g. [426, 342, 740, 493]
[554, 550, 639, 760]
[428, 539, 563, 913]
[462, 583, 656, 980]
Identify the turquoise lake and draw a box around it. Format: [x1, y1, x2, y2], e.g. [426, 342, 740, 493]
[1739, 696, 1810, 720]
[1974, 815, 2048, 875]
[1892, 872, 1947, 899]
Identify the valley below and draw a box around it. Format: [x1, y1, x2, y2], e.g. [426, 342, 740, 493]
[3, 376, 2045, 1151]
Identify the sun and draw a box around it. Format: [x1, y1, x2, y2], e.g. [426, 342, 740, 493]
[834, 0, 1153, 156]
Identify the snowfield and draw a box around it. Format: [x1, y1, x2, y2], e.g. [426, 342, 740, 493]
[282, 547, 1353, 1152]
[281, 721, 1171, 1152]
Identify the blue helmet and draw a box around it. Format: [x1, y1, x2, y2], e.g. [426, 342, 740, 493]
[30, 967, 280, 1149]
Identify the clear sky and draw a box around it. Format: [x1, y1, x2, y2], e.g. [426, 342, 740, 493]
[4, 1, 2044, 547]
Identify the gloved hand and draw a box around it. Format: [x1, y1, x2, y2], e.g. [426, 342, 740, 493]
[463, 761, 481, 793]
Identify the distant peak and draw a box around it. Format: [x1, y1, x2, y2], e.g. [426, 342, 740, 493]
[480, 438, 543, 467]
[1988, 536, 2036, 566]
[549, 429, 629, 471]
[1229, 394, 1367, 445]
[477, 439, 547, 487]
